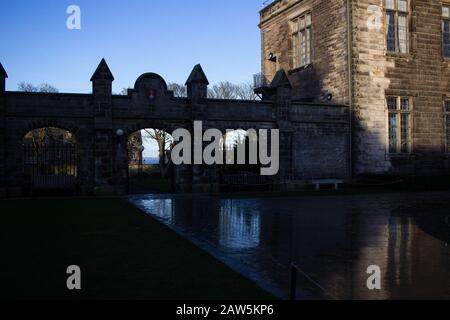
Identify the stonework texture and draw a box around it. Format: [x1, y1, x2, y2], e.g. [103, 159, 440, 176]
[260, 0, 450, 175]
[260, 0, 350, 105]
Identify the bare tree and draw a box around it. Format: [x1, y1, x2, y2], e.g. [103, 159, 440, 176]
[38, 83, 59, 93]
[18, 82, 59, 93]
[208, 81, 237, 99]
[235, 82, 257, 100]
[18, 82, 38, 92]
[168, 82, 187, 98]
[166, 81, 256, 100]
[24, 127, 75, 148]
[143, 129, 173, 177]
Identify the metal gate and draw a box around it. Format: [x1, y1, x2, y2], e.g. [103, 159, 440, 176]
[23, 143, 78, 190]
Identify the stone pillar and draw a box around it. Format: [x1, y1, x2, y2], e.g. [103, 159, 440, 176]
[113, 134, 129, 195]
[91, 58, 116, 195]
[173, 163, 193, 193]
[185, 64, 218, 193]
[271, 70, 294, 191]
[186, 64, 208, 100]
[0, 63, 7, 198]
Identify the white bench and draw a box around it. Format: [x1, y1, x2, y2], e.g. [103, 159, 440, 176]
[311, 179, 344, 191]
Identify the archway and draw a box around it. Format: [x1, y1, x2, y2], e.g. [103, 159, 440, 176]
[126, 128, 174, 194]
[22, 127, 78, 195]
[220, 129, 271, 192]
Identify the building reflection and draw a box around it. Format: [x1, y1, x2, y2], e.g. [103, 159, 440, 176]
[218, 200, 261, 250]
[388, 215, 414, 287]
[290, 196, 450, 299]
[134, 194, 450, 300]
[140, 198, 174, 225]
[350, 201, 450, 300]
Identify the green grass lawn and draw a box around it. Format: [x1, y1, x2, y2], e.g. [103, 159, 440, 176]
[0, 197, 273, 300]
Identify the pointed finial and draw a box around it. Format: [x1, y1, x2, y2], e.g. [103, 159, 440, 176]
[270, 69, 292, 89]
[0, 63, 8, 78]
[185, 64, 209, 86]
[90, 58, 114, 81]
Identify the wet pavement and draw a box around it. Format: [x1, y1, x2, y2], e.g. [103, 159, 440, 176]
[129, 192, 450, 300]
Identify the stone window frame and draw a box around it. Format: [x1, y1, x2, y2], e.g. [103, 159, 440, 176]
[444, 100, 450, 153]
[442, 4, 450, 59]
[290, 11, 312, 71]
[385, 0, 410, 55]
[387, 95, 413, 155]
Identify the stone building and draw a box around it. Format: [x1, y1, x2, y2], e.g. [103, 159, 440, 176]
[0, 60, 350, 197]
[258, 0, 450, 175]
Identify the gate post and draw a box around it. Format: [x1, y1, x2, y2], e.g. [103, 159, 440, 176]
[0, 63, 7, 198]
[186, 64, 218, 193]
[91, 59, 116, 195]
[272, 70, 295, 191]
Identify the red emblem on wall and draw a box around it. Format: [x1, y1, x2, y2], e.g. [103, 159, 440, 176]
[147, 89, 157, 101]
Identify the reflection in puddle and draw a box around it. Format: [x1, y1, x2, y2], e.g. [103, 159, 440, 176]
[140, 199, 174, 224]
[219, 200, 261, 250]
[130, 192, 450, 300]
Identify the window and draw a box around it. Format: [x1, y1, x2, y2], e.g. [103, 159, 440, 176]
[445, 101, 450, 153]
[291, 12, 312, 69]
[443, 6, 450, 58]
[388, 96, 412, 154]
[386, 0, 409, 54]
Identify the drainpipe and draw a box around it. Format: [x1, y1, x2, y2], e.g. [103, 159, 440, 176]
[347, 0, 354, 179]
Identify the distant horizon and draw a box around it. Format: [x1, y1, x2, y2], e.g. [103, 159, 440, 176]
[143, 157, 160, 165]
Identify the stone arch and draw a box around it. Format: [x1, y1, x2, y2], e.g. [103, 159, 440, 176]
[17, 121, 83, 195]
[16, 119, 94, 195]
[208, 121, 278, 133]
[120, 120, 190, 138]
[119, 120, 183, 194]
[19, 119, 82, 141]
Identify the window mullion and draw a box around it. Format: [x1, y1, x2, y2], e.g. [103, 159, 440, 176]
[408, 111, 412, 152]
[299, 28, 303, 67]
[396, 11, 399, 53]
[397, 97, 401, 153]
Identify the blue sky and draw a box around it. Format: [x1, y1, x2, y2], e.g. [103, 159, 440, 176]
[0, 0, 266, 93]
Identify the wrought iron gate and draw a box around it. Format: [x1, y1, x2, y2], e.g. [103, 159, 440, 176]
[23, 143, 78, 190]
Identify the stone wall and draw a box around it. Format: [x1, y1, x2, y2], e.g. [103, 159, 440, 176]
[260, 0, 450, 176]
[350, 0, 393, 174]
[0, 61, 350, 196]
[385, 0, 449, 174]
[291, 104, 351, 180]
[260, 0, 350, 104]
[352, 0, 450, 175]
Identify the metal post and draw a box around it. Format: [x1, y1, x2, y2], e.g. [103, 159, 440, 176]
[289, 263, 298, 300]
